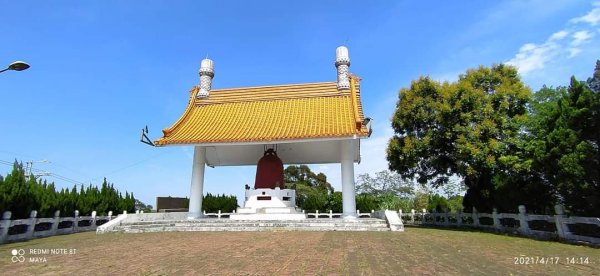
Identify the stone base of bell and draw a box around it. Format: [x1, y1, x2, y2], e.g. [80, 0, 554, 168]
[230, 207, 306, 220]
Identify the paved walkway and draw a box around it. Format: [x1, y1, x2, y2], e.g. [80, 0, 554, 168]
[1, 228, 598, 275]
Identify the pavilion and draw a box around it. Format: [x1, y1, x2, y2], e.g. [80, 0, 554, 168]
[152, 46, 371, 219]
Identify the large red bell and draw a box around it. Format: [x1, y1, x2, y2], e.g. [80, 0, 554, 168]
[254, 149, 285, 189]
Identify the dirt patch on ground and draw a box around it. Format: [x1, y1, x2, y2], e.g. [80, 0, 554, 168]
[1, 228, 598, 275]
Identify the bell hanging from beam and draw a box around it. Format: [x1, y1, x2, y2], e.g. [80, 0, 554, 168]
[254, 148, 285, 189]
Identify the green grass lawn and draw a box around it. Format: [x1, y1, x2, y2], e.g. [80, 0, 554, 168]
[1, 227, 598, 275]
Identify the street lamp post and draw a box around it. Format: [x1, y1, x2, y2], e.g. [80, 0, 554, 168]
[0, 61, 30, 73]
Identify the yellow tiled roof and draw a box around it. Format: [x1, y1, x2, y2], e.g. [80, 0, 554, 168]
[155, 76, 369, 146]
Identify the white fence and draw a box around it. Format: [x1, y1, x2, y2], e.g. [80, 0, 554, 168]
[305, 210, 374, 219]
[400, 204, 600, 245]
[201, 210, 375, 219]
[0, 210, 128, 244]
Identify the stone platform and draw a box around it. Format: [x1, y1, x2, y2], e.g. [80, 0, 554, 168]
[102, 217, 390, 233]
[231, 207, 306, 220]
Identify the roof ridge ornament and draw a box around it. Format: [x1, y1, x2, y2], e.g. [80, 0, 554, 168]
[335, 46, 351, 90]
[197, 58, 215, 98]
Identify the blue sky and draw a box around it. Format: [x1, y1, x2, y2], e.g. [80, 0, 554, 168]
[1, 1, 599, 210]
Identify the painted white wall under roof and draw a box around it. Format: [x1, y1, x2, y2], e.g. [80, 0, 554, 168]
[198, 138, 362, 166]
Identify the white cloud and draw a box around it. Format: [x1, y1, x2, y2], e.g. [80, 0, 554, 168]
[355, 124, 394, 177]
[507, 2, 600, 75]
[568, 47, 582, 58]
[549, 30, 569, 41]
[572, 30, 593, 46]
[571, 1, 600, 26]
[567, 30, 594, 58]
[506, 41, 558, 75]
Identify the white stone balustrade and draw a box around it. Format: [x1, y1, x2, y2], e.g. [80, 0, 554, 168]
[398, 204, 600, 245]
[0, 210, 115, 244]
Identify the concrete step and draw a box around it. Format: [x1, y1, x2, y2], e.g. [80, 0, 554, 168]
[111, 218, 390, 232]
[116, 227, 384, 232]
[125, 218, 387, 225]
[114, 225, 390, 233]
[118, 223, 389, 230]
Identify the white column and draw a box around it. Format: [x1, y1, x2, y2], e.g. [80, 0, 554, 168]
[188, 146, 206, 219]
[341, 139, 357, 219]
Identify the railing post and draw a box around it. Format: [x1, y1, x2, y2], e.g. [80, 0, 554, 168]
[316, 210, 319, 218]
[73, 210, 80, 233]
[91, 211, 97, 229]
[432, 209, 437, 225]
[398, 209, 403, 223]
[50, 210, 60, 235]
[410, 209, 415, 224]
[554, 204, 570, 239]
[456, 209, 462, 227]
[517, 205, 530, 235]
[329, 210, 333, 219]
[492, 208, 501, 230]
[108, 211, 113, 221]
[26, 210, 38, 239]
[0, 211, 12, 244]
[218, 210, 222, 219]
[472, 207, 479, 227]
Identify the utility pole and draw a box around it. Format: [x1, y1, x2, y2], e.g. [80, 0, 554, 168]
[24, 160, 51, 178]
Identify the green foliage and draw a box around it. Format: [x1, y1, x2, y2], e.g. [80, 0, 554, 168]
[587, 60, 600, 93]
[356, 193, 378, 213]
[303, 191, 329, 213]
[0, 162, 136, 219]
[388, 61, 600, 216]
[376, 192, 404, 211]
[388, 64, 540, 213]
[181, 194, 238, 212]
[284, 165, 333, 192]
[135, 199, 153, 213]
[428, 194, 449, 212]
[412, 191, 430, 212]
[285, 165, 333, 212]
[447, 195, 464, 213]
[202, 193, 238, 213]
[326, 191, 343, 213]
[525, 75, 600, 216]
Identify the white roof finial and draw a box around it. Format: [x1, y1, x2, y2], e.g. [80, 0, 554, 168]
[335, 46, 350, 90]
[335, 46, 350, 65]
[197, 58, 215, 98]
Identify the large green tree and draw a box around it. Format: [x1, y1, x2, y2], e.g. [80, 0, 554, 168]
[284, 165, 334, 212]
[387, 64, 532, 212]
[284, 165, 333, 192]
[526, 76, 600, 216]
[355, 170, 414, 197]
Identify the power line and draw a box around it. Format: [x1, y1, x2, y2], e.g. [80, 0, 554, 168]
[1, 149, 174, 187]
[0, 159, 86, 186]
[100, 150, 172, 177]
